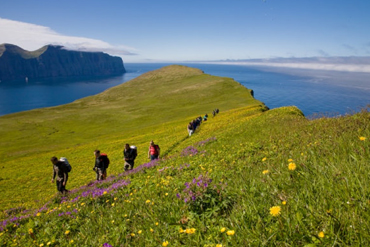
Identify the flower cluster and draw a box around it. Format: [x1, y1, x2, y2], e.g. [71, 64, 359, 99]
[181, 146, 199, 157]
[176, 174, 212, 203]
[176, 174, 232, 215]
[195, 137, 217, 146]
[179, 228, 196, 234]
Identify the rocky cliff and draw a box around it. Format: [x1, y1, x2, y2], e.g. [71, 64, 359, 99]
[0, 44, 126, 81]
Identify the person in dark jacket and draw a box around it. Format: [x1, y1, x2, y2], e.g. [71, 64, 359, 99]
[123, 144, 137, 171]
[94, 150, 106, 181]
[187, 121, 194, 136]
[51, 156, 68, 194]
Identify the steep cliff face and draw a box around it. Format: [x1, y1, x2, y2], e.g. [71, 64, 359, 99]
[0, 44, 126, 81]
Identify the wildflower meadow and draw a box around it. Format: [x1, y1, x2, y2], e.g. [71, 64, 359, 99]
[0, 66, 370, 246]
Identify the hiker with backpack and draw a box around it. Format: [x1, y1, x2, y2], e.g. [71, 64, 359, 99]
[50, 156, 69, 194]
[94, 150, 109, 181]
[148, 140, 160, 161]
[123, 144, 137, 171]
[187, 121, 194, 136]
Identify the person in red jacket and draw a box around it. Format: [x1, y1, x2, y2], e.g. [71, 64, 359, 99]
[148, 140, 160, 161]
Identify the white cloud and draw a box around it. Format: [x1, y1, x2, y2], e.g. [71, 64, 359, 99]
[0, 18, 137, 56]
[211, 57, 370, 73]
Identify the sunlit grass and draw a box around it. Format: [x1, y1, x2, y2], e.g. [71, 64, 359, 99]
[0, 65, 370, 246]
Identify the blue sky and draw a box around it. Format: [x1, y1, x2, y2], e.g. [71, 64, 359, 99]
[0, 0, 370, 63]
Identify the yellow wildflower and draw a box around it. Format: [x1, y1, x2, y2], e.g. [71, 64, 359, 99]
[226, 230, 235, 236]
[216, 244, 223, 247]
[179, 228, 184, 233]
[130, 233, 135, 237]
[162, 241, 169, 246]
[47, 242, 51, 246]
[282, 201, 287, 205]
[70, 240, 74, 243]
[146, 200, 151, 204]
[36, 212, 41, 217]
[318, 231, 324, 238]
[288, 158, 293, 162]
[359, 136, 366, 141]
[220, 227, 226, 233]
[288, 162, 296, 171]
[150, 228, 154, 232]
[262, 157, 267, 162]
[262, 170, 269, 175]
[165, 193, 168, 196]
[103, 191, 107, 195]
[65, 230, 70, 235]
[39, 244, 44, 247]
[270, 206, 281, 216]
[138, 230, 142, 234]
[155, 222, 159, 226]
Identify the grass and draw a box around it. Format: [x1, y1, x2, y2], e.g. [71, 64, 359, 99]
[0, 65, 369, 246]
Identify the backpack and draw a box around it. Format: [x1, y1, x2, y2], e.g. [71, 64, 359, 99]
[100, 153, 110, 169]
[150, 145, 159, 156]
[59, 157, 72, 173]
[130, 145, 138, 160]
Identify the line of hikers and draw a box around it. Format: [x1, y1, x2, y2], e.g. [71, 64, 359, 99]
[187, 109, 220, 136]
[50, 140, 161, 194]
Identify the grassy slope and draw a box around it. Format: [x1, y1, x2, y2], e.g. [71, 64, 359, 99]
[0, 65, 264, 211]
[1, 65, 369, 246]
[1, 104, 369, 246]
[0, 44, 48, 58]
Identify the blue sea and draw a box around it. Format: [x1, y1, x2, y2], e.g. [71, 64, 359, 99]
[0, 63, 369, 117]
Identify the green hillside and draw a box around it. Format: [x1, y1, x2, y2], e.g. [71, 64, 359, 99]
[0, 43, 48, 59]
[0, 65, 264, 211]
[1, 65, 369, 246]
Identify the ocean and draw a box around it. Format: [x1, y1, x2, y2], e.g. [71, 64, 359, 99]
[0, 63, 369, 117]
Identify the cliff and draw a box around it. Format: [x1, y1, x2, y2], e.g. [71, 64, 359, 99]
[0, 44, 126, 81]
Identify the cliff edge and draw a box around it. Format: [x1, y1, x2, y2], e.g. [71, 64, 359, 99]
[0, 44, 126, 81]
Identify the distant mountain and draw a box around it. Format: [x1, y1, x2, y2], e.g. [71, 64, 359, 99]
[0, 44, 126, 81]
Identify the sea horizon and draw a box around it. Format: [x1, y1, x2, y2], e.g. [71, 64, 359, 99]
[0, 63, 369, 117]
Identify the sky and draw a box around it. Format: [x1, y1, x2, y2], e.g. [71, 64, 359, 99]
[0, 0, 370, 66]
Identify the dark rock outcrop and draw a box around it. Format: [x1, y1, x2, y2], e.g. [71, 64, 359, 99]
[0, 44, 126, 81]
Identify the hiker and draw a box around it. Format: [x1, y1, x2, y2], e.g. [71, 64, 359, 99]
[123, 144, 137, 171]
[148, 140, 160, 161]
[203, 114, 208, 121]
[93, 150, 106, 181]
[187, 121, 194, 136]
[51, 156, 69, 194]
[212, 110, 216, 117]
